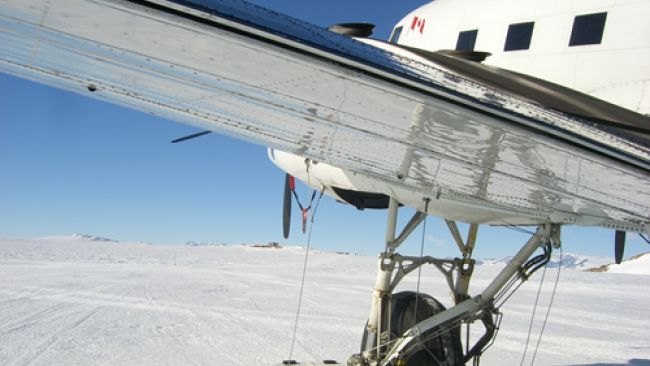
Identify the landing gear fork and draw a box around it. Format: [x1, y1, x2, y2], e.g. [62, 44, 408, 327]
[350, 196, 562, 366]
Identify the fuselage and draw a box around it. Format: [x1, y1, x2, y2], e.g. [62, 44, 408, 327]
[392, 0, 650, 114]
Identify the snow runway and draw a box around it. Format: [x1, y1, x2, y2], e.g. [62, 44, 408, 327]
[1, 237, 648, 365]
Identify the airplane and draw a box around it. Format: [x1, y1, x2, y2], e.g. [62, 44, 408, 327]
[0, 0, 648, 365]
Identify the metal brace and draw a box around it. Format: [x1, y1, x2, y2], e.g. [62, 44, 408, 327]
[380, 223, 557, 365]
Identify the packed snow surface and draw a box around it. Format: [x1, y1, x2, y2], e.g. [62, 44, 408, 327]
[1, 237, 649, 366]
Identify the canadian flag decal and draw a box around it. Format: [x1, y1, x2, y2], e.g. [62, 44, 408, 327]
[411, 16, 426, 34]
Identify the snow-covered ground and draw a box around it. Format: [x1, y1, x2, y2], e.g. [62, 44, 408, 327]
[1, 236, 648, 366]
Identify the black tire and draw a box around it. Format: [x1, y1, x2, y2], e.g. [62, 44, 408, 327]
[361, 291, 464, 365]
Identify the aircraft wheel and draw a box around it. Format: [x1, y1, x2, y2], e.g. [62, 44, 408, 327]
[360, 291, 464, 365]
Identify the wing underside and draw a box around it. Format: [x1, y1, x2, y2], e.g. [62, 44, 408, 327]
[0, 0, 648, 232]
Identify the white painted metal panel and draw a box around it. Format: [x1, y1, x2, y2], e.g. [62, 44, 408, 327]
[395, 0, 650, 113]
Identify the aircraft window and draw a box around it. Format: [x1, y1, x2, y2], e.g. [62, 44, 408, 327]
[456, 30, 478, 51]
[389, 26, 403, 44]
[569, 12, 607, 46]
[504, 22, 534, 51]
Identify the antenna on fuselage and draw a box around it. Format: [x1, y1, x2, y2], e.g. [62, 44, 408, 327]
[170, 130, 212, 143]
[327, 23, 375, 38]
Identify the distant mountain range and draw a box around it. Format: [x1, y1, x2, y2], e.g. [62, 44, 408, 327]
[185, 241, 226, 247]
[70, 234, 119, 243]
[460, 252, 649, 274]
[38, 233, 120, 243]
[38, 234, 154, 245]
[33, 234, 650, 275]
[477, 253, 610, 270]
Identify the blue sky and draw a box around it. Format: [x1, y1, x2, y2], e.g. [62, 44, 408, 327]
[0, 0, 648, 260]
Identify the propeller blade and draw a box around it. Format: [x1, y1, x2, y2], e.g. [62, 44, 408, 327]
[615, 230, 626, 264]
[171, 130, 212, 143]
[282, 173, 293, 239]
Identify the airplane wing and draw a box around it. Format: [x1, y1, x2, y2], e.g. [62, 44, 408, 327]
[1, 0, 648, 233]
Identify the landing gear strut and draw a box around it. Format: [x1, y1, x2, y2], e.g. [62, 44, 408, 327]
[348, 197, 561, 366]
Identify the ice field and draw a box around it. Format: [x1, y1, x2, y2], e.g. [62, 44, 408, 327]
[1, 236, 648, 365]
